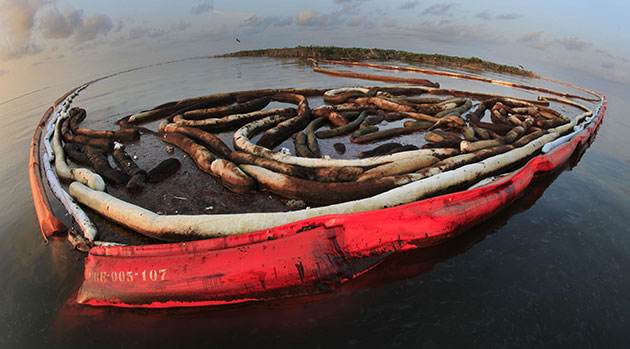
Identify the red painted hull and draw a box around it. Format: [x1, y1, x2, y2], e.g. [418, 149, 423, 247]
[69, 100, 605, 308]
[29, 107, 67, 240]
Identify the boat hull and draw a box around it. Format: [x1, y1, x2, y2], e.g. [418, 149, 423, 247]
[72, 99, 605, 307]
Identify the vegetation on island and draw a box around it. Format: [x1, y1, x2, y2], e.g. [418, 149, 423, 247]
[219, 46, 535, 78]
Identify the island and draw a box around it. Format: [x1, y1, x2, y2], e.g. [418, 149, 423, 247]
[218, 46, 535, 78]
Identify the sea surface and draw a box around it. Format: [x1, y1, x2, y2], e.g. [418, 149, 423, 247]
[1, 57, 629, 348]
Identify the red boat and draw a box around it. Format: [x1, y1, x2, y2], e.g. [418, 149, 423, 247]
[29, 62, 606, 308]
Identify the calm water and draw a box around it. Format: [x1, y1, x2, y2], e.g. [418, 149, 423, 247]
[1, 57, 629, 348]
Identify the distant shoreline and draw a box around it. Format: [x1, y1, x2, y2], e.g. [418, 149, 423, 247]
[218, 46, 536, 78]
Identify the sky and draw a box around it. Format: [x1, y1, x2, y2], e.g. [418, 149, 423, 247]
[1, 0, 629, 102]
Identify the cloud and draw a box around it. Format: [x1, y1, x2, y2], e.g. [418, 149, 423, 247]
[276, 16, 294, 26]
[348, 15, 369, 26]
[400, 0, 420, 10]
[72, 13, 112, 42]
[296, 9, 328, 26]
[333, 0, 369, 3]
[594, 48, 628, 64]
[385, 20, 494, 47]
[601, 62, 614, 69]
[422, 3, 459, 16]
[114, 19, 124, 32]
[496, 13, 520, 20]
[39, 7, 113, 42]
[476, 10, 521, 20]
[174, 20, 191, 32]
[528, 40, 552, 50]
[0, 0, 42, 41]
[334, 4, 356, 16]
[39, 7, 82, 39]
[556, 37, 589, 51]
[295, 4, 365, 28]
[0, 42, 42, 60]
[0, 1, 113, 60]
[128, 26, 166, 40]
[330, 0, 372, 23]
[519, 31, 552, 49]
[520, 31, 543, 41]
[476, 10, 491, 20]
[291, 2, 373, 28]
[383, 18, 397, 28]
[241, 15, 293, 30]
[0, 0, 45, 59]
[520, 32, 590, 52]
[242, 16, 263, 27]
[191, 0, 214, 15]
[192, 24, 226, 41]
[594, 49, 613, 59]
